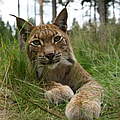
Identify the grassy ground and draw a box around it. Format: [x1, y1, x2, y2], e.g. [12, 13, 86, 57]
[0, 24, 120, 120]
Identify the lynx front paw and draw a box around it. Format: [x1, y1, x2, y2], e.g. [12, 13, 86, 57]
[45, 85, 74, 104]
[65, 96, 101, 120]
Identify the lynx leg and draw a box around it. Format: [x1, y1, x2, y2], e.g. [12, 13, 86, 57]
[65, 81, 103, 120]
[45, 82, 74, 104]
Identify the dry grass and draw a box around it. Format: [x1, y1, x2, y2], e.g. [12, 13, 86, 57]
[0, 23, 120, 120]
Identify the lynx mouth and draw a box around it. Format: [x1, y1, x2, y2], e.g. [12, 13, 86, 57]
[37, 53, 61, 66]
[40, 59, 60, 65]
[38, 59, 60, 69]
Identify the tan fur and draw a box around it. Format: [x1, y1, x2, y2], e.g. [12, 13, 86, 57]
[15, 8, 103, 120]
[45, 82, 74, 104]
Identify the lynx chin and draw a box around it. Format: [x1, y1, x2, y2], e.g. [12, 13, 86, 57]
[13, 7, 104, 120]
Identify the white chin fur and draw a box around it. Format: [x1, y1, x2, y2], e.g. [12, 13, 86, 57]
[48, 58, 73, 69]
[47, 62, 59, 69]
[61, 58, 73, 66]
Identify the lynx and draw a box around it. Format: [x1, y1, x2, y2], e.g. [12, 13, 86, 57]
[13, 7, 103, 120]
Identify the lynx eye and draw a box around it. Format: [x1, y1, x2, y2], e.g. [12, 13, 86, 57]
[54, 36, 62, 43]
[31, 40, 41, 46]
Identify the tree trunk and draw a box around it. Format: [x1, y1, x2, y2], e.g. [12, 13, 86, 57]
[58, 0, 62, 4]
[34, 0, 37, 25]
[94, 0, 97, 24]
[97, 0, 108, 46]
[27, 0, 29, 19]
[52, 0, 57, 22]
[18, 0, 20, 17]
[89, 1, 92, 24]
[18, 0, 23, 51]
[112, 0, 115, 23]
[39, 0, 44, 24]
[97, 0, 108, 24]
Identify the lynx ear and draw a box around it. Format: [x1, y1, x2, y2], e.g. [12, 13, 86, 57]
[10, 14, 33, 41]
[53, 8, 68, 32]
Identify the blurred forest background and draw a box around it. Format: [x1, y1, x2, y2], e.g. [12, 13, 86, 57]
[0, 0, 120, 120]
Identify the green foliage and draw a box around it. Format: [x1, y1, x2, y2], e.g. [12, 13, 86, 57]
[71, 23, 120, 119]
[0, 21, 120, 120]
[0, 21, 65, 120]
[0, 18, 14, 45]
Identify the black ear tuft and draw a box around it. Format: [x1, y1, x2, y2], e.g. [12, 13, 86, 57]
[53, 8, 68, 32]
[10, 14, 33, 41]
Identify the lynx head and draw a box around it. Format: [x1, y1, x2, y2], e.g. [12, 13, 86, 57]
[14, 8, 76, 68]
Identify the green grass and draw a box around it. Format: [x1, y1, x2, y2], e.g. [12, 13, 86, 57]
[71, 24, 120, 119]
[0, 24, 120, 120]
[0, 37, 66, 120]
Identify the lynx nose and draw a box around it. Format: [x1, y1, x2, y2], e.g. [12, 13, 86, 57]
[45, 53, 55, 60]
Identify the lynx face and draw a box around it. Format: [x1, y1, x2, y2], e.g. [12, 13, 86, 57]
[14, 8, 75, 68]
[27, 24, 73, 67]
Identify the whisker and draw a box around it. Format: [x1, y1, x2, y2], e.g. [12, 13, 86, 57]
[53, 57, 60, 61]
[53, 59, 60, 63]
[55, 55, 61, 58]
[38, 57, 45, 60]
[55, 53, 61, 56]
[61, 56, 68, 60]
[38, 58, 47, 61]
[32, 60, 37, 63]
